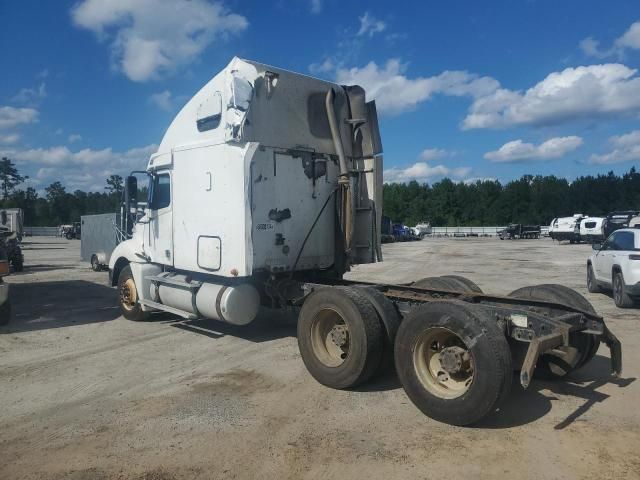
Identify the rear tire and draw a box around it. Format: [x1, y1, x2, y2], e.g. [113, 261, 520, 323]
[297, 286, 384, 389]
[352, 286, 401, 374]
[439, 275, 482, 293]
[394, 300, 512, 426]
[413, 276, 458, 291]
[117, 265, 149, 321]
[508, 284, 600, 376]
[613, 272, 635, 308]
[91, 254, 100, 272]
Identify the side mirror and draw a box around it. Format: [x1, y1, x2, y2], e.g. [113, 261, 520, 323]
[124, 176, 138, 214]
[592, 242, 602, 251]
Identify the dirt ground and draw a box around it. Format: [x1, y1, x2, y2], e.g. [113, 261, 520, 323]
[1, 236, 639, 480]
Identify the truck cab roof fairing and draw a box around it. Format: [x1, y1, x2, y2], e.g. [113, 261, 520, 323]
[154, 57, 354, 167]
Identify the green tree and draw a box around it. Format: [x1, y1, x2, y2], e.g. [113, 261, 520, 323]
[45, 181, 69, 224]
[0, 157, 28, 200]
[105, 174, 124, 196]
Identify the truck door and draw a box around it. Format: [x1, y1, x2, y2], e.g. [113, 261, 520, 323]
[147, 171, 174, 266]
[595, 232, 618, 284]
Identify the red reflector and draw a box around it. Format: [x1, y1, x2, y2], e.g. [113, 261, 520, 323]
[629, 254, 640, 260]
[0, 261, 8, 275]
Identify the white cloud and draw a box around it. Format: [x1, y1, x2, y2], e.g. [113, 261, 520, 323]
[309, 58, 335, 75]
[12, 144, 158, 168]
[12, 82, 47, 105]
[336, 57, 640, 128]
[0, 106, 38, 130]
[335, 59, 499, 115]
[2, 144, 157, 190]
[616, 21, 640, 50]
[68, 134, 82, 143]
[419, 148, 450, 161]
[589, 129, 640, 164]
[581, 21, 640, 59]
[484, 136, 583, 163]
[149, 90, 173, 111]
[0, 133, 19, 145]
[357, 12, 386, 37]
[71, 0, 248, 82]
[463, 64, 640, 129]
[384, 161, 472, 184]
[579, 37, 611, 59]
[310, 0, 322, 14]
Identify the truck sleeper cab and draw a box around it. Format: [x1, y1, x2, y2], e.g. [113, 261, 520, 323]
[109, 58, 622, 426]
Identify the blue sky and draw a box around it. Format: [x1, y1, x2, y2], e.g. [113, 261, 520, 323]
[1, 0, 640, 191]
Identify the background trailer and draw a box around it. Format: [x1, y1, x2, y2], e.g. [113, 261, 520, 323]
[80, 213, 120, 271]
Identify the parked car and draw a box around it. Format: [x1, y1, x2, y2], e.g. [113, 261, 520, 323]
[411, 222, 432, 237]
[587, 228, 640, 308]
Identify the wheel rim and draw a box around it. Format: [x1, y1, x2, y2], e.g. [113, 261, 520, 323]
[413, 327, 474, 399]
[310, 308, 350, 367]
[120, 278, 138, 312]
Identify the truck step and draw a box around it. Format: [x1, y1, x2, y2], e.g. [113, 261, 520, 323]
[139, 299, 198, 319]
[146, 275, 202, 290]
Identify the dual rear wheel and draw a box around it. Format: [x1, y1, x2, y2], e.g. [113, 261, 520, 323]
[297, 278, 513, 426]
[298, 280, 601, 425]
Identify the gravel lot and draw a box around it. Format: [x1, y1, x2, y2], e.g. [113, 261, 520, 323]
[1, 237, 638, 480]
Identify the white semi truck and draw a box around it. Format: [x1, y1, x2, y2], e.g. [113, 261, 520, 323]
[109, 58, 621, 426]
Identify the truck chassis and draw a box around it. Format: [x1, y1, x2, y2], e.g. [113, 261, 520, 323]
[272, 275, 622, 426]
[120, 270, 622, 426]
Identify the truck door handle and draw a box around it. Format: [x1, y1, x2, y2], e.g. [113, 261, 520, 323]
[206, 172, 212, 191]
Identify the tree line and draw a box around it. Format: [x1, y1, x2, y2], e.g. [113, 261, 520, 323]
[1, 156, 639, 227]
[0, 157, 125, 226]
[384, 168, 640, 227]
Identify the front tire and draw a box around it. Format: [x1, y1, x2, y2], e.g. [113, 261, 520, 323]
[11, 258, 23, 272]
[0, 299, 11, 326]
[587, 264, 602, 293]
[117, 265, 149, 321]
[297, 286, 384, 389]
[394, 300, 512, 426]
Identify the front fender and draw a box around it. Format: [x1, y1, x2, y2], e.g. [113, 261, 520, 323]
[109, 239, 144, 271]
[109, 239, 147, 286]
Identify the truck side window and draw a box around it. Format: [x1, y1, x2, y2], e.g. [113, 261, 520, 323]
[602, 233, 617, 250]
[196, 91, 222, 132]
[151, 173, 171, 210]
